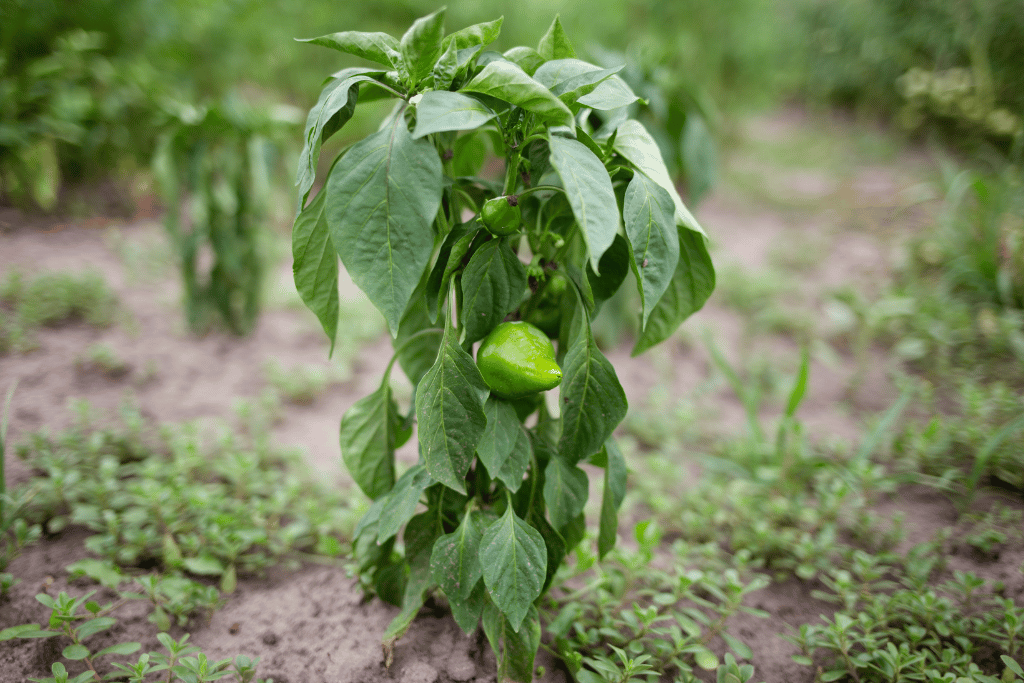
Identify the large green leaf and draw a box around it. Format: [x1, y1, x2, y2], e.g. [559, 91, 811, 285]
[291, 188, 339, 353]
[296, 70, 380, 201]
[542, 456, 588, 531]
[450, 581, 487, 634]
[496, 423, 531, 493]
[377, 464, 433, 543]
[339, 381, 408, 500]
[297, 32, 400, 68]
[597, 439, 627, 558]
[537, 16, 576, 60]
[401, 8, 446, 87]
[431, 40, 459, 91]
[462, 61, 574, 129]
[624, 171, 680, 330]
[325, 110, 443, 335]
[415, 322, 489, 493]
[533, 59, 622, 107]
[548, 135, 619, 273]
[460, 238, 528, 343]
[558, 303, 628, 463]
[431, 511, 484, 600]
[632, 226, 714, 356]
[586, 233, 630, 315]
[413, 91, 496, 139]
[482, 602, 541, 683]
[394, 280, 443, 386]
[576, 75, 640, 110]
[613, 119, 705, 237]
[441, 18, 503, 53]
[502, 47, 545, 76]
[425, 221, 477, 321]
[479, 505, 547, 632]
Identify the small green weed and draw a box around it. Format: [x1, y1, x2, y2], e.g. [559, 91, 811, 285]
[75, 343, 130, 379]
[0, 269, 118, 353]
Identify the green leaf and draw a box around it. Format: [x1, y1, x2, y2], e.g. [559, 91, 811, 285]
[461, 238, 528, 343]
[74, 617, 116, 640]
[681, 113, 717, 204]
[0, 624, 57, 641]
[558, 302, 628, 463]
[613, 119, 704, 237]
[496, 423, 532, 494]
[597, 438, 626, 559]
[477, 397, 520, 478]
[722, 632, 754, 660]
[537, 16, 576, 60]
[441, 18, 503, 53]
[413, 91, 496, 139]
[450, 581, 487, 634]
[631, 226, 714, 356]
[296, 69, 381, 201]
[462, 61, 574, 130]
[292, 188, 339, 354]
[531, 512, 566, 592]
[401, 8, 446, 87]
[431, 511, 484, 600]
[586, 233, 630, 314]
[297, 32, 400, 68]
[577, 75, 640, 110]
[382, 512, 439, 664]
[1001, 655, 1024, 677]
[415, 323, 489, 493]
[182, 555, 224, 576]
[479, 505, 546, 632]
[394, 287, 444, 385]
[533, 59, 622, 106]
[431, 40, 459, 91]
[65, 559, 122, 590]
[543, 458, 588, 531]
[548, 135, 618, 273]
[325, 109, 443, 335]
[94, 642, 142, 657]
[624, 171, 680, 329]
[377, 464, 433, 543]
[502, 47, 545, 76]
[482, 602, 541, 683]
[62, 644, 90, 661]
[340, 381, 406, 500]
[425, 222, 476, 322]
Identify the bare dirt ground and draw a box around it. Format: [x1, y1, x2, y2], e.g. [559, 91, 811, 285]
[2, 110, 1020, 682]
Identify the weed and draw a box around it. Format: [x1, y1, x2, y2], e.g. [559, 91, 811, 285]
[75, 343, 130, 379]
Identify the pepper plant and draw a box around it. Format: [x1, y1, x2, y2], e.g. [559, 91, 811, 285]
[290, 9, 714, 680]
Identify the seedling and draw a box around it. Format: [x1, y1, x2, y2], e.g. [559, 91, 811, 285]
[290, 10, 714, 679]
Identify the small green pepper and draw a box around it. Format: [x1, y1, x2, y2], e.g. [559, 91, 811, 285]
[480, 195, 521, 236]
[477, 321, 562, 399]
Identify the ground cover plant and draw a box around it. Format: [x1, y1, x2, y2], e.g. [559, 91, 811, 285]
[289, 9, 714, 679]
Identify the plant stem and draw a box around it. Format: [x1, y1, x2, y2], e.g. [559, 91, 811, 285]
[383, 328, 445, 379]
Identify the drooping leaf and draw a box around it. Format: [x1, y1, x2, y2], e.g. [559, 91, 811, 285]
[586, 233, 630, 314]
[401, 8, 446, 87]
[462, 61, 574, 129]
[325, 109, 443, 335]
[542, 456, 588, 531]
[415, 322, 489, 493]
[292, 189, 339, 354]
[537, 16, 576, 60]
[441, 18, 503, 53]
[377, 464, 433, 543]
[496, 423, 532, 494]
[460, 238, 528, 343]
[413, 91, 496, 139]
[502, 47, 545, 76]
[479, 505, 547, 632]
[297, 32, 400, 68]
[613, 119, 704, 237]
[631, 226, 714, 356]
[577, 75, 640, 110]
[476, 397, 520, 477]
[296, 70, 381, 201]
[431, 511, 484, 600]
[450, 580, 487, 634]
[548, 135, 618, 273]
[482, 602, 541, 683]
[533, 59, 622, 107]
[597, 438, 627, 559]
[624, 171, 680, 329]
[394, 279, 444, 386]
[558, 303, 628, 463]
[340, 381, 407, 499]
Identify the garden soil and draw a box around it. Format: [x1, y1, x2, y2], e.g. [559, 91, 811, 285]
[3, 110, 1021, 682]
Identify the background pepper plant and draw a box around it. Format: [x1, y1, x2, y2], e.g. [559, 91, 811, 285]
[290, 9, 714, 681]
